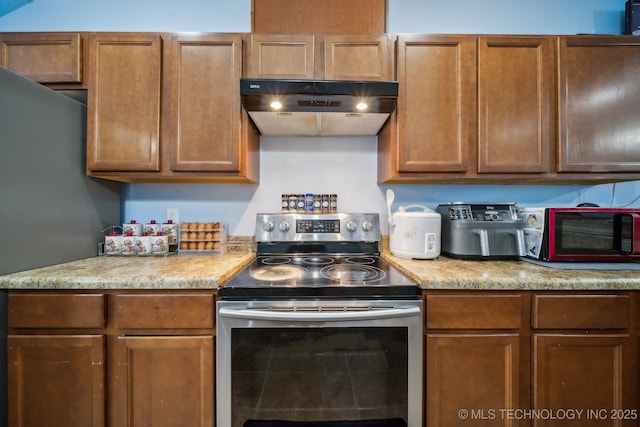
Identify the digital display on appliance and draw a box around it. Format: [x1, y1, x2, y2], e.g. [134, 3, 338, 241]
[296, 219, 340, 233]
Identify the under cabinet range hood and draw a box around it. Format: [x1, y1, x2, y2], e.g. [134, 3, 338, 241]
[240, 78, 398, 136]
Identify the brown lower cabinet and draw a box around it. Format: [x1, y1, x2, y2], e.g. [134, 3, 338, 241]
[424, 291, 639, 427]
[108, 292, 215, 427]
[7, 290, 216, 427]
[8, 334, 105, 427]
[425, 293, 529, 427]
[109, 336, 214, 426]
[6, 289, 639, 427]
[531, 294, 639, 427]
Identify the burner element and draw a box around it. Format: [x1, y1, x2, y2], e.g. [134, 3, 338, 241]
[261, 257, 292, 265]
[345, 256, 376, 265]
[250, 265, 306, 282]
[320, 264, 386, 284]
[303, 256, 334, 266]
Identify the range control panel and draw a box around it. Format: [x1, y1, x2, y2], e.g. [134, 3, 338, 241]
[255, 213, 381, 242]
[296, 219, 341, 234]
[440, 203, 520, 222]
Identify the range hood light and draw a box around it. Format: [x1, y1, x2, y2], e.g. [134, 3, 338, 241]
[240, 79, 398, 136]
[270, 100, 283, 110]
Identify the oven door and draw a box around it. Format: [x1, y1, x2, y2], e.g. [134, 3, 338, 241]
[216, 300, 423, 427]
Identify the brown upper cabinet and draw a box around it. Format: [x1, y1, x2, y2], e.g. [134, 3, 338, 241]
[246, 33, 393, 81]
[252, 0, 386, 34]
[86, 33, 162, 174]
[379, 34, 476, 181]
[168, 34, 251, 175]
[379, 34, 555, 184]
[324, 34, 392, 80]
[558, 35, 640, 174]
[6, 31, 640, 185]
[477, 36, 554, 175]
[0, 32, 86, 87]
[246, 33, 316, 79]
[86, 32, 259, 183]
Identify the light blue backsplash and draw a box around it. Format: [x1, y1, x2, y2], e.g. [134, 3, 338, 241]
[2, 0, 638, 235]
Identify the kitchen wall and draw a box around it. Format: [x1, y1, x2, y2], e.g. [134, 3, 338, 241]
[2, 0, 638, 235]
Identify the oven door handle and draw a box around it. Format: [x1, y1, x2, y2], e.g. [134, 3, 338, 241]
[218, 306, 420, 322]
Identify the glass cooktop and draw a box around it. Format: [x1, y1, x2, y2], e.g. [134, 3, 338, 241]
[218, 255, 420, 299]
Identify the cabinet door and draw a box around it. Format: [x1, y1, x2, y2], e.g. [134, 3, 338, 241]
[169, 34, 243, 172]
[8, 335, 105, 427]
[109, 335, 214, 427]
[0, 32, 83, 84]
[86, 33, 161, 172]
[426, 334, 521, 427]
[324, 34, 392, 81]
[246, 33, 315, 79]
[558, 36, 640, 173]
[393, 35, 476, 174]
[533, 334, 638, 426]
[478, 36, 553, 174]
[252, 0, 386, 34]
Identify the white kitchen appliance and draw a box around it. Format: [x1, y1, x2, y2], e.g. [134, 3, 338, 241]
[387, 190, 441, 260]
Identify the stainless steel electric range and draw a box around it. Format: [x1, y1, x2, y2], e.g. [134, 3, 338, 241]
[217, 213, 423, 427]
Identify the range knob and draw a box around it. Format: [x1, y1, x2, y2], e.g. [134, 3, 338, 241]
[263, 221, 274, 232]
[362, 221, 373, 232]
[346, 221, 357, 232]
[279, 221, 290, 232]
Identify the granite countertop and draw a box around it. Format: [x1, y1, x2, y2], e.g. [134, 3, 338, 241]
[2, 238, 640, 290]
[381, 249, 640, 290]
[0, 251, 255, 290]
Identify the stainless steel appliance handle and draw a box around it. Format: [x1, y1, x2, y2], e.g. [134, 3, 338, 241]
[515, 229, 526, 256]
[219, 306, 420, 322]
[472, 228, 490, 256]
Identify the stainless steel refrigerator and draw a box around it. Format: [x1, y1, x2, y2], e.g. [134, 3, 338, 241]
[0, 66, 121, 427]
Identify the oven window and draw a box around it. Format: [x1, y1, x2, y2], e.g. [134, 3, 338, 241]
[230, 327, 408, 427]
[554, 213, 615, 254]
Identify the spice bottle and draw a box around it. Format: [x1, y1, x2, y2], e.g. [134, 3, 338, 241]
[305, 194, 314, 213]
[313, 195, 322, 212]
[297, 194, 305, 213]
[321, 194, 330, 213]
[282, 194, 289, 213]
[330, 194, 338, 213]
[288, 194, 297, 213]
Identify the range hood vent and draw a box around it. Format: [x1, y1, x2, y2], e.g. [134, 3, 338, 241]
[240, 78, 398, 136]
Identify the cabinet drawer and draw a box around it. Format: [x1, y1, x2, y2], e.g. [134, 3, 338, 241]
[532, 294, 629, 329]
[114, 294, 214, 329]
[426, 294, 522, 329]
[9, 293, 106, 328]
